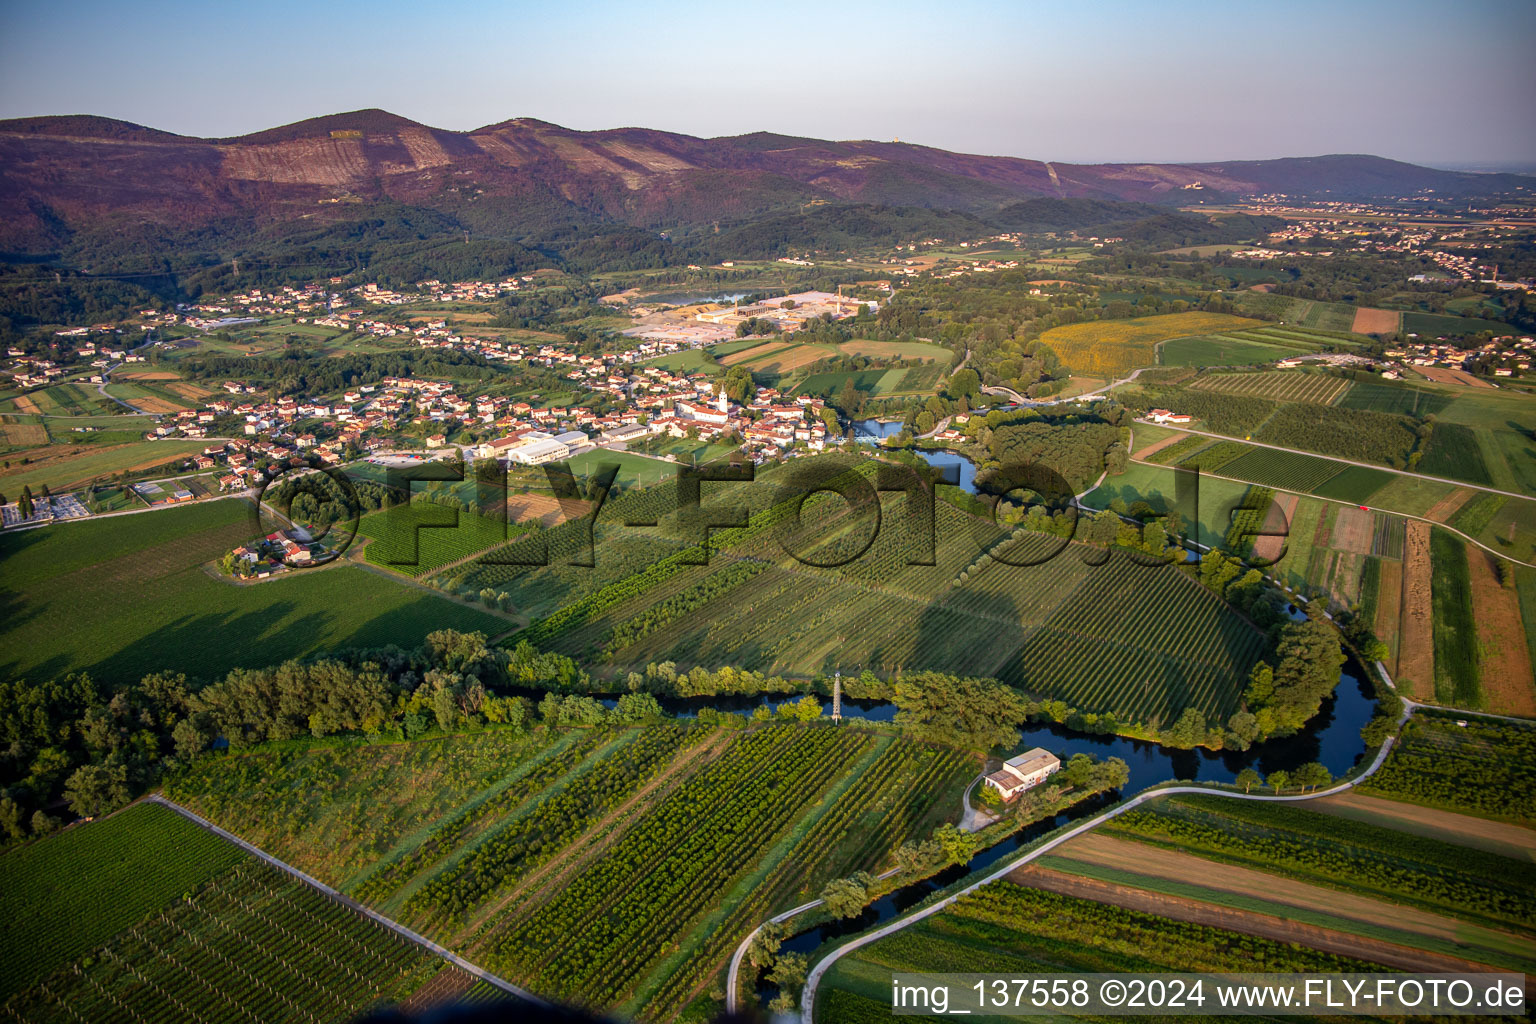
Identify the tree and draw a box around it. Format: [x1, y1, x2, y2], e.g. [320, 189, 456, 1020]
[821, 872, 875, 918]
[64, 762, 131, 818]
[18, 485, 33, 520]
[767, 951, 807, 993]
[1293, 761, 1332, 792]
[1234, 768, 1262, 794]
[746, 922, 785, 970]
[1266, 769, 1291, 794]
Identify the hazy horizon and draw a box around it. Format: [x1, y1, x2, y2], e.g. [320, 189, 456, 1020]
[2, 0, 1534, 166]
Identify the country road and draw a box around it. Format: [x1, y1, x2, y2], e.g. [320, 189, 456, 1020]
[793, 707, 1412, 1022]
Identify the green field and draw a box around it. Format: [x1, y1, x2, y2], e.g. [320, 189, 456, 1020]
[1336, 379, 1452, 416]
[0, 500, 509, 686]
[1429, 529, 1481, 706]
[792, 368, 892, 397]
[1404, 311, 1512, 338]
[1, 801, 453, 1020]
[0, 439, 207, 493]
[641, 348, 722, 374]
[1310, 464, 1395, 503]
[1214, 447, 1347, 493]
[1159, 334, 1305, 366]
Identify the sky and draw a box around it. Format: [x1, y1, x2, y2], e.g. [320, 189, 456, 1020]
[2, 0, 1534, 167]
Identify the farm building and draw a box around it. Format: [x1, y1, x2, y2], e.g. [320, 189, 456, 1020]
[983, 747, 1061, 801]
[1148, 408, 1193, 424]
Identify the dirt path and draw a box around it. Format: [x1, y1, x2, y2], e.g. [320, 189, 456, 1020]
[1252, 492, 1299, 564]
[1397, 520, 1435, 697]
[1015, 863, 1523, 977]
[1310, 791, 1536, 862]
[1425, 487, 1476, 523]
[1465, 546, 1536, 716]
[1130, 430, 1190, 462]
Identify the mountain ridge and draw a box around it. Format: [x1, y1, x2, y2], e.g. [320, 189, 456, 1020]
[1, 108, 1530, 259]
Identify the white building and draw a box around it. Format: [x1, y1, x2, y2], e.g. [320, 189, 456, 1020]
[982, 748, 1060, 801]
[507, 437, 570, 465]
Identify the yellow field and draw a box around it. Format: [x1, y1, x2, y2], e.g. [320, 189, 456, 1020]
[1040, 312, 1262, 377]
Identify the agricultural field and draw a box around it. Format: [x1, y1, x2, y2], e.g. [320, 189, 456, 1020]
[1032, 807, 1535, 974]
[1, 801, 457, 1022]
[0, 499, 508, 686]
[0, 438, 207, 493]
[1213, 447, 1350, 493]
[174, 720, 978, 1018]
[792, 368, 894, 398]
[1361, 714, 1536, 823]
[999, 556, 1266, 729]
[1428, 529, 1480, 706]
[1103, 795, 1536, 936]
[1155, 334, 1314, 366]
[0, 413, 48, 447]
[1335, 378, 1451, 416]
[527, 489, 1267, 728]
[1039, 312, 1261, 376]
[640, 348, 720, 374]
[165, 728, 567, 885]
[1417, 422, 1492, 487]
[105, 378, 204, 413]
[19, 381, 122, 417]
[837, 339, 951, 361]
[815, 882, 1384, 1023]
[1403, 311, 1511, 338]
[1187, 369, 1350, 404]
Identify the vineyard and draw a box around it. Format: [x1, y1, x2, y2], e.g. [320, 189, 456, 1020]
[2, 802, 462, 1021]
[1360, 715, 1536, 822]
[1104, 795, 1536, 933]
[404, 723, 708, 926]
[640, 737, 977, 1020]
[147, 714, 989, 1018]
[1188, 369, 1351, 405]
[482, 725, 870, 1007]
[817, 882, 1381, 1022]
[1213, 447, 1349, 493]
[506, 482, 1265, 727]
[999, 556, 1265, 727]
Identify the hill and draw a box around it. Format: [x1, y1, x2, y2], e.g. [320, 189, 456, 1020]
[1, 110, 1530, 275]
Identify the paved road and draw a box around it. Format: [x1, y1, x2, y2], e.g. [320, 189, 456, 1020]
[147, 795, 545, 1006]
[796, 713, 1410, 1023]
